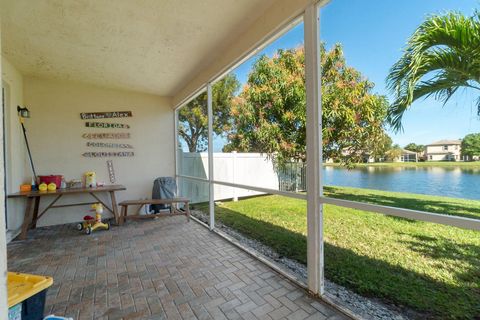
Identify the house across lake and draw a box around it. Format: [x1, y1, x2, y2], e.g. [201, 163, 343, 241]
[425, 139, 462, 161]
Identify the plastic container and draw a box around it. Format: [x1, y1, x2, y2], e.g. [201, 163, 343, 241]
[66, 179, 82, 189]
[8, 272, 53, 320]
[8, 303, 21, 320]
[38, 176, 62, 189]
[20, 185, 31, 192]
[84, 172, 96, 188]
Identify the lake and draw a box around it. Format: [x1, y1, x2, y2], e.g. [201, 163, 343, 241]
[323, 166, 480, 201]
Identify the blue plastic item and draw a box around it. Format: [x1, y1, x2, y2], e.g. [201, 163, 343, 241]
[8, 304, 21, 320]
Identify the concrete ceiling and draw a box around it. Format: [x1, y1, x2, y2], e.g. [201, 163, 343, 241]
[0, 0, 276, 96]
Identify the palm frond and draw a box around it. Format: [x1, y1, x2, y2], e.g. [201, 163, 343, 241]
[386, 10, 480, 131]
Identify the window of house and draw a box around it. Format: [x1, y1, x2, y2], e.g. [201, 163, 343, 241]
[443, 145, 448, 151]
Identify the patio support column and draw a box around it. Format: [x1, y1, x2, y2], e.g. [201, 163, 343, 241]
[304, 3, 324, 295]
[174, 110, 179, 189]
[207, 83, 215, 230]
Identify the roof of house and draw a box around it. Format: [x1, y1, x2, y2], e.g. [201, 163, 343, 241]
[401, 149, 417, 154]
[426, 139, 461, 146]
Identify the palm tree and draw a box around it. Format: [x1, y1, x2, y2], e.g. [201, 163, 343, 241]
[386, 10, 480, 131]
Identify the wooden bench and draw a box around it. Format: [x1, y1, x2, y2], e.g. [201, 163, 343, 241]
[118, 198, 190, 225]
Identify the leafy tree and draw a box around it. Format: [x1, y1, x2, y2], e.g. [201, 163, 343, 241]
[224, 45, 390, 166]
[387, 10, 480, 131]
[370, 134, 393, 161]
[461, 133, 480, 158]
[404, 143, 425, 153]
[178, 74, 240, 152]
[385, 144, 403, 162]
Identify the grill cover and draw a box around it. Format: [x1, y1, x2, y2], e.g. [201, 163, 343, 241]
[151, 177, 177, 212]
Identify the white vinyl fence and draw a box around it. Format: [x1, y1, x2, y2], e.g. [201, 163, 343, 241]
[178, 151, 280, 203]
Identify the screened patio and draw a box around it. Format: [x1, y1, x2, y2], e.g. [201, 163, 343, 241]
[1, 0, 479, 319]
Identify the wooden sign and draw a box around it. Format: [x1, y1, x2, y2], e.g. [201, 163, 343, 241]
[87, 142, 133, 149]
[86, 122, 130, 129]
[107, 160, 116, 183]
[83, 151, 134, 157]
[80, 111, 132, 120]
[82, 133, 130, 139]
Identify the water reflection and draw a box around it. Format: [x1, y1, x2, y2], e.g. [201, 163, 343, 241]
[322, 166, 480, 200]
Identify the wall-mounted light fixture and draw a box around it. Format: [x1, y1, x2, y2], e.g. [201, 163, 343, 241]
[17, 105, 38, 185]
[17, 106, 30, 118]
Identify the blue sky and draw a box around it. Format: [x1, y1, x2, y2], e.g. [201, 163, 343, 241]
[228, 0, 479, 148]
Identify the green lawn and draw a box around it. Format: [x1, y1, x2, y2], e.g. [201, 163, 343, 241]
[196, 187, 480, 319]
[325, 161, 480, 168]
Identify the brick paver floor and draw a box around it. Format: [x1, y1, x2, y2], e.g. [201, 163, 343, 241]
[7, 216, 349, 320]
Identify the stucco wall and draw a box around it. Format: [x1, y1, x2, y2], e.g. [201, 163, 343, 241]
[426, 145, 460, 153]
[22, 77, 174, 227]
[1, 57, 29, 232]
[428, 154, 449, 161]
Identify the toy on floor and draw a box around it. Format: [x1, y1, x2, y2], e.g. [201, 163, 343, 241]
[76, 203, 110, 235]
